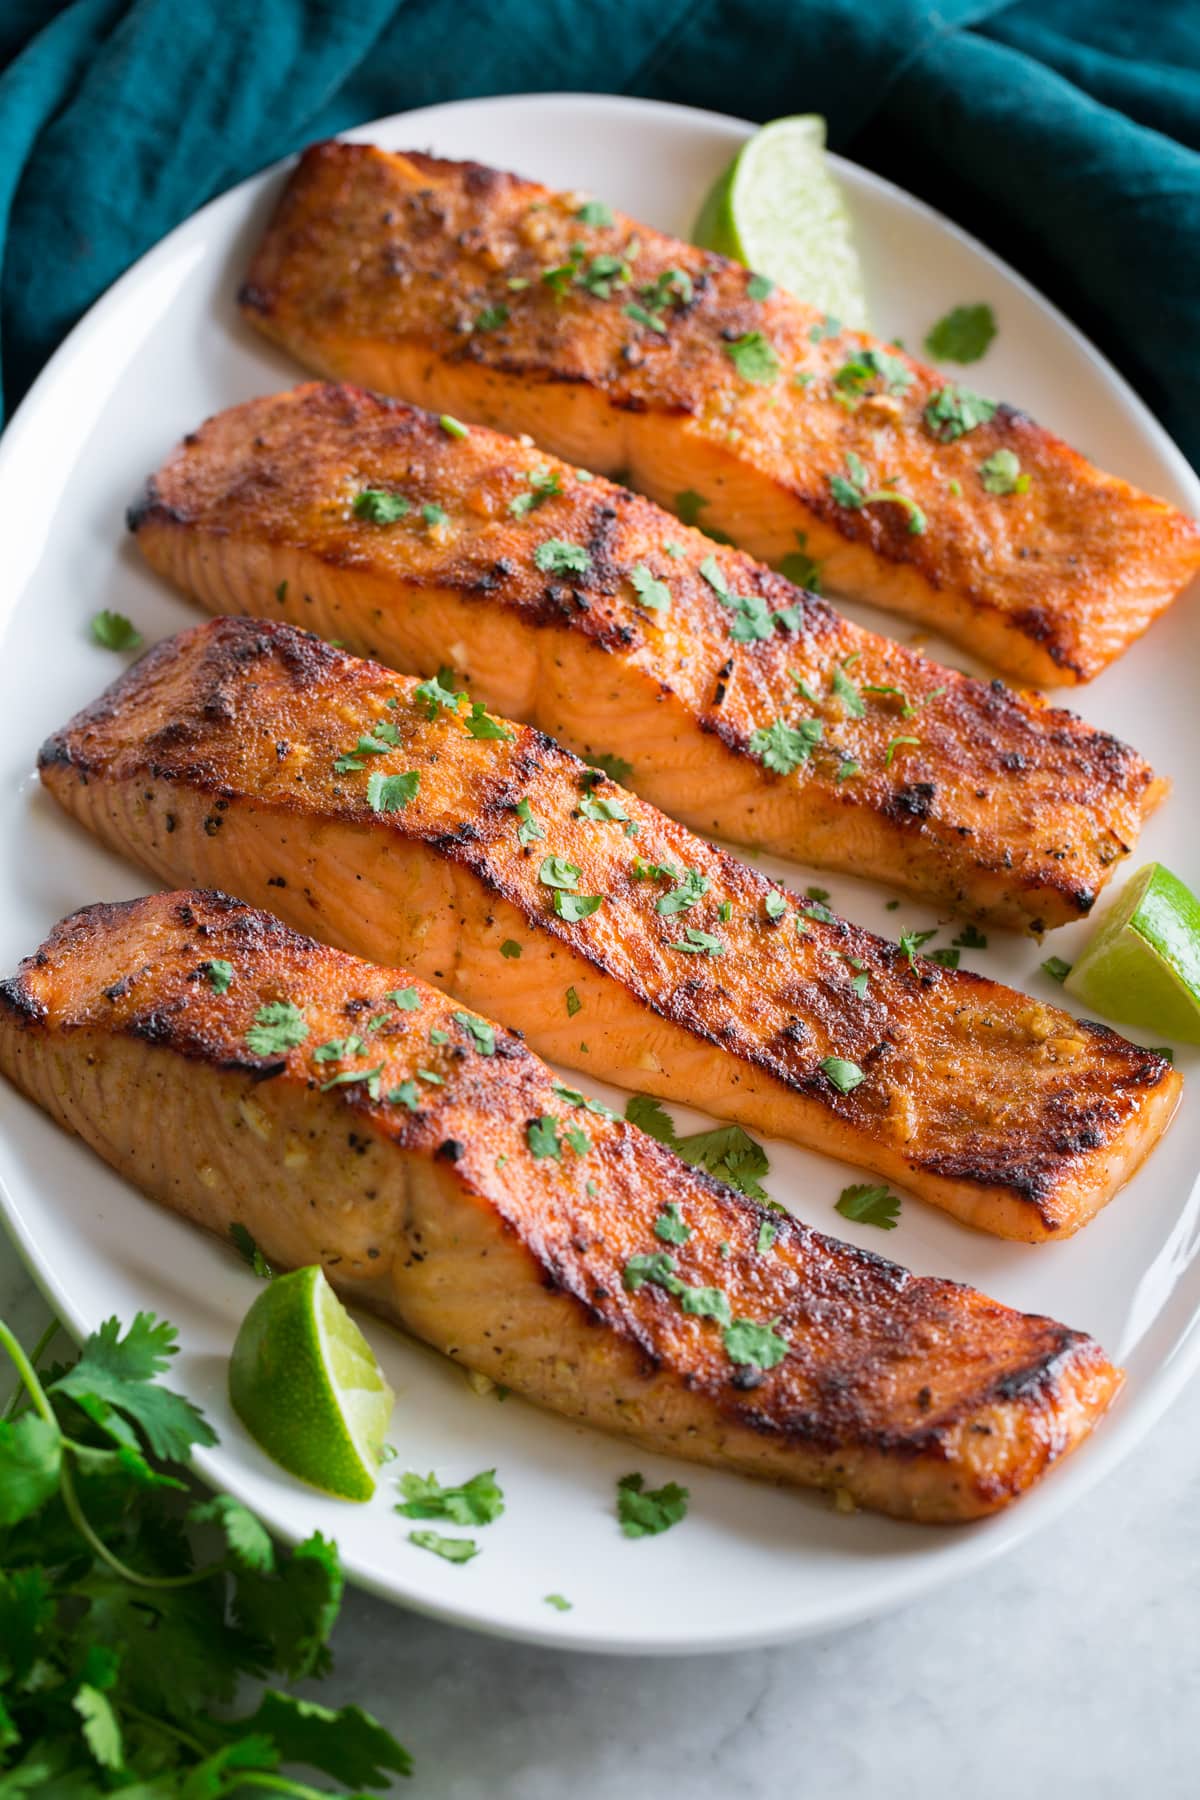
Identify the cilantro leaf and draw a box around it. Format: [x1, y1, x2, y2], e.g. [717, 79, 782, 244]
[819, 1056, 865, 1095]
[584, 751, 635, 784]
[452, 1011, 496, 1056]
[579, 793, 629, 823]
[924, 384, 997, 442]
[670, 926, 724, 956]
[629, 562, 670, 612]
[73, 1683, 123, 1770]
[189, 1492, 276, 1570]
[756, 1218, 778, 1255]
[48, 1314, 216, 1461]
[90, 610, 143, 652]
[239, 1691, 413, 1785]
[978, 448, 1029, 495]
[576, 199, 614, 227]
[0, 1415, 61, 1527]
[534, 538, 591, 576]
[353, 488, 410, 524]
[413, 673, 465, 717]
[366, 769, 420, 813]
[509, 467, 562, 517]
[246, 1000, 309, 1056]
[831, 663, 865, 718]
[924, 303, 996, 364]
[396, 1467, 505, 1525]
[749, 716, 823, 775]
[500, 939, 523, 959]
[722, 1319, 789, 1368]
[778, 531, 823, 592]
[654, 1202, 691, 1244]
[747, 272, 774, 300]
[527, 1115, 563, 1160]
[952, 923, 988, 950]
[544, 1592, 572, 1611]
[677, 1123, 770, 1201]
[616, 1471, 689, 1537]
[656, 869, 710, 915]
[474, 304, 508, 333]
[724, 330, 780, 384]
[624, 1094, 680, 1147]
[463, 701, 513, 742]
[229, 1223, 274, 1280]
[408, 1529, 478, 1563]
[898, 927, 938, 966]
[554, 891, 604, 921]
[204, 958, 234, 994]
[835, 1182, 902, 1229]
[1042, 955, 1072, 984]
[539, 854, 581, 890]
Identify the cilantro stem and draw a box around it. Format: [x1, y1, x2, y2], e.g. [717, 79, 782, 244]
[57, 1450, 222, 1590]
[0, 1314, 58, 1426]
[2, 1312, 61, 1419]
[122, 1705, 209, 1758]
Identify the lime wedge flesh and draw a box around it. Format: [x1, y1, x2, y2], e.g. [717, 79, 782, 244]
[229, 1264, 395, 1501]
[1064, 862, 1200, 1044]
[693, 115, 869, 328]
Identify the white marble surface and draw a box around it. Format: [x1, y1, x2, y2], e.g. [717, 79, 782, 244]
[4, 1246, 1198, 1798]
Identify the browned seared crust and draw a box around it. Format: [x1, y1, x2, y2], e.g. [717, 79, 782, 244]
[0, 888, 1124, 1521]
[38, 617, 1180, 1242]
[131, 383, 1167, 931]
[237, 142, 1200, 685]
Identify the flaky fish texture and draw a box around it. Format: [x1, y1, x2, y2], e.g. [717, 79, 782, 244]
[237, 142, 1200, 685]
[131, 382, 1167, 931]
[0, 889, 1124, 1522]
[39, 617, 1180, 1243]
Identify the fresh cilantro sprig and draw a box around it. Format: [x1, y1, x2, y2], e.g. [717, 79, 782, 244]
[0, 1310, 413, 1793]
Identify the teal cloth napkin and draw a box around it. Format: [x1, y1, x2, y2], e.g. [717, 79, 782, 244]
[1, 1, 1197, 468]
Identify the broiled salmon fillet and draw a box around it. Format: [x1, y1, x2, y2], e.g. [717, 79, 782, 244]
[39, 618, 1180, 1243]
[131, 384, 1167, 932]
[0, 889, 1124, 1522]
[238, 142, 1200, 686]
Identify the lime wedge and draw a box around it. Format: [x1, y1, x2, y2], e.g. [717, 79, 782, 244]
[229, 1265, 395, 1501]
[1064, 862, 1200, 1044]
[693, 115, 869, 328]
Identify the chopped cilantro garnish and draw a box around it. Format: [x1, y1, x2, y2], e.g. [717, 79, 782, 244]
[230, 1221, 273, 1279]
[808, 314, 841, 342]
[500, 939, 523, 959]
[656, 869, 710, 915]
[366, 769, 420, 813]
[1042, 955, 1072, 984]
[670, 926, 725, 956]
[952, 924, 988, 950]
[724, 330, 780, 385]
[722, 1318, 789, 1368]
[831, 662, 865, 718]
[676, 1123, 770, 1201]
[544, 1593, 573, 1611]
[565, 986, 582, 1017]
[515, 796, 546, 845]
[474, 304, 509, 332]
[654, 1202, 691, 1244]
[898, 928, 938, 966]
[616, 1472, 689, 1538]
[319, 1063, 384, 1097]
[527, 1115, 563, 1160]
[414, 673, 465, 717]
[884, 735, 921, 766]
[388, 1080, 421, 1111]
[387, 986, 421, 1009]
[509, 466, 563, 517]
[90, 609, 143, 651]
[203, 958, 233, 993]
[749, 716, 823, 775]
[765, 891, 787, 921]
[629, 562, 670, 612]
[924, 385, 997, 442]
[680, 1285, 732, 1324]
[756, 1218, 778, 1255]
[439, 414, 469, 439]
[313, 1034, 367, 1064]
[675, 489, 708, 525]
[534, 537, 591, 576]
[802, 897, 836, 924]
[422, 501, 448, 527]
[820, 1056, 865, 1094]
[408, 1529, 478, 1564]
[579, 793, 629, 823]
[539, 853, 582, 890]
[827, 453, 927, 534]
[924, 303, 996, 364]
[747, 272, 774, 300]
[462, 701, 513, 742]
[832, 347, 912, 396]
[246, 1000, 308, 1056]
[625, 1094, 678, 1145]
[555, 891, 604, 921]
[835, 1182, 902, 1229]
[575, 199, 614, 226]
[396, 1467, 504, 1524]
[584, 751, 634, 783]
[353, 488, 410, 524]
[926, 947, 960, 969]
[778, 531, 823, 591]
[625, 301, 667, 334]
[453, 1011, 496, 1056]
[978, 448, 1030, 495]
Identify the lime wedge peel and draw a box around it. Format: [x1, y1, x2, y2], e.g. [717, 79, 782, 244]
[692, 115, 869, 329]
[229, 1264, 395, 1501]
[1064, 862, 1200, 1046]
